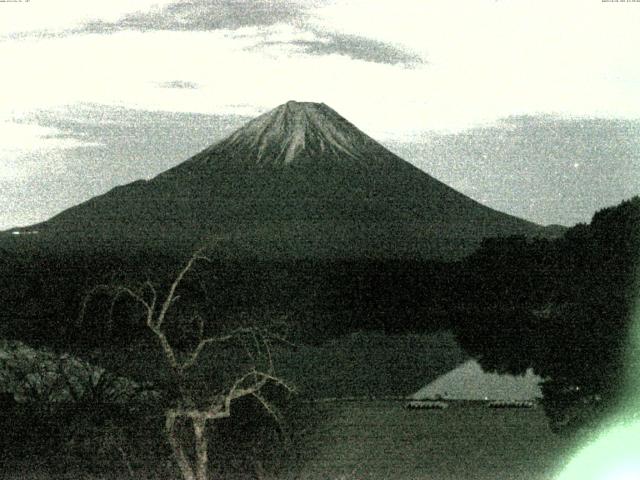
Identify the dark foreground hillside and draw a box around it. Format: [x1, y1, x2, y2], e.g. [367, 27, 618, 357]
[2, 398, 575, 480]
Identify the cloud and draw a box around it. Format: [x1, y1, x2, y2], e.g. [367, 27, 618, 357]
[0, 104, 249, 230]
[0, 1, 307, 42]
[0, 119, 101, 180]
[386, 116, 640, 227]
[67, 1, 423, 68]
[79, 0, 307, 34]
[0, 1, 177, 40]
[157, 80, 200, 89]
[32, 1, 423, 68]
[261, 31, 425, 67]
[17, 104, 249, 178]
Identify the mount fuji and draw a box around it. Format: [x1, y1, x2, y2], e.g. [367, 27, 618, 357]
[6, 101, 560, 260]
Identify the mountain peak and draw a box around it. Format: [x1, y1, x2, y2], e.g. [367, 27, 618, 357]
[277, 100, 329, 121]
[188, 101, 384, 169]
[282, 99, 325, 109]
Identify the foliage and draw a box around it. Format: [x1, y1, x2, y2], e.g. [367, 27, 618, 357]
[453, 196, 640, 433]
[0, 343, 168, 479]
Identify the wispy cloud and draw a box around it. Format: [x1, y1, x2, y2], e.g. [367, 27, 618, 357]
[263, 31, 425, 67]
[387, 116, 640, 227]
[15, 104, 249, 178]
[157, 80, 200, 89]
[79, 0, 307, 34]
[0, 104, 249, 230]
[16, 1, 424, 68]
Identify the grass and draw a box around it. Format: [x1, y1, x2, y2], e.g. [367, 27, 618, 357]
[1, 398, 582, 480]
[290, 400, 574, 480]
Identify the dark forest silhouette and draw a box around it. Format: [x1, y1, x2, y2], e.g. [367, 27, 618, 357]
[453, 196, 639, 432]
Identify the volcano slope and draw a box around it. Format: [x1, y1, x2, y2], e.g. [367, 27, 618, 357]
[7, 101, 556, 260]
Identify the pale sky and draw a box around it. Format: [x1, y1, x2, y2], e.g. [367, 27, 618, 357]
[1, 0, 639, 229]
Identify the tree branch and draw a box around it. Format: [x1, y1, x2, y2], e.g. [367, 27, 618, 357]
[180, 334, 234, 371]
[142, 280, 157, 312]
[156, 250, 209, 330]
[77, 284, 113, 327]
[252, 390, 282, 425]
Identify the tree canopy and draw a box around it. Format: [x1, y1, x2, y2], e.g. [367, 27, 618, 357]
[453, 197, 640, 431]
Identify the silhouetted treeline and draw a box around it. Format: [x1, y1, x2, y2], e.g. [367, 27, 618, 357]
[452, 196, 640, 432]
[0, 235, 459, 351]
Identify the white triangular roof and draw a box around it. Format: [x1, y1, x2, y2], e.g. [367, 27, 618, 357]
[411, 359, 543, 401]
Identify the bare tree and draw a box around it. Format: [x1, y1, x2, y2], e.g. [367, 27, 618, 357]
[79, 250, 295, 480]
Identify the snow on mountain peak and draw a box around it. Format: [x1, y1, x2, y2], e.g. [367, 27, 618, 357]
[194, 101, 387, 169]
